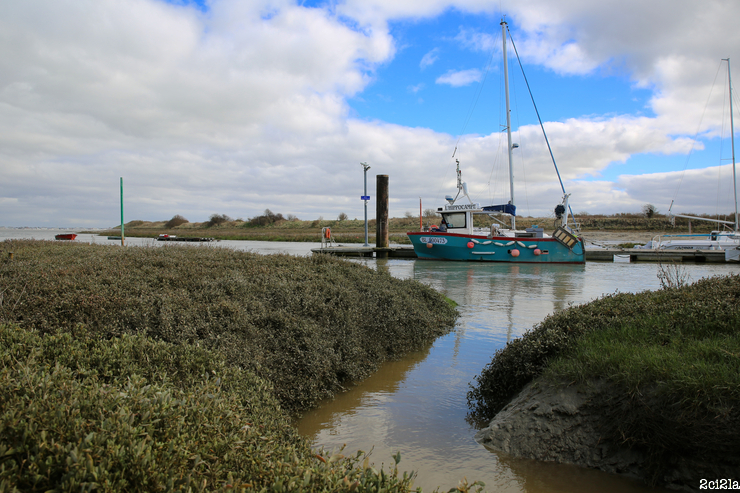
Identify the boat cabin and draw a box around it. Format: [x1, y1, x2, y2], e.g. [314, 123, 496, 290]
[435, 203, 481, 235]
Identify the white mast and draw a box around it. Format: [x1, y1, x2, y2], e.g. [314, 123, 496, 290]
[501, 19, 515, 230]
[724, 58, 738, 232]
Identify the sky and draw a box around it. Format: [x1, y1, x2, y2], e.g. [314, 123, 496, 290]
[2, 0, 740, 228]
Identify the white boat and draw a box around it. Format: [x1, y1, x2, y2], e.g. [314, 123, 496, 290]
[643, 58, 739, 253]
[640, 231, 740, 250]
[407, 19, 584, 264]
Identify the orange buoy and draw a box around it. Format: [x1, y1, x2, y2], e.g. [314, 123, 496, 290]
[533, 249, 541, 256]
[467, 242, 474, 248]
[426, 243, 433, 248]
[324, 228, 331, 239]
[510, 249, 520, 257]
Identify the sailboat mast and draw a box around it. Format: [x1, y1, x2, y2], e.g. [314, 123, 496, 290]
[724, 58, 738, 232]
[501, 19, 516, 230]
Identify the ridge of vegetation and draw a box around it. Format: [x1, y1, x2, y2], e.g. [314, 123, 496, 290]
[0, 239, 464, 492]
[467, 274, 740, 483]
[0, 324, 429, 492]
[83, 209, 737, 243]
[0, 240, 457, 412]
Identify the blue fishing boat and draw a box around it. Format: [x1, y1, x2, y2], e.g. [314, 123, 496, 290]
[408, 19, 585, 264]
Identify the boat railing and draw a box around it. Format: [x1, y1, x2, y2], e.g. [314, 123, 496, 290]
[648, 233, 725, 250]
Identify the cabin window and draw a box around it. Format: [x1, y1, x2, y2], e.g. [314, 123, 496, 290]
[441, 212, 467, 229]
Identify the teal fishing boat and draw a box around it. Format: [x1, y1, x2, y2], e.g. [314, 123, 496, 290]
[408, 19, 584, 264]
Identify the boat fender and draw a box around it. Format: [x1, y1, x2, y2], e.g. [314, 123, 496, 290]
[516, 241, 526, 248]
[509, 249, 520, 257]
[494, 242, 505, 247]
[471, 239, 480, 244]
[426, 243, 433, 248]
[505, 241, 515, 247]
[467, 242, 474, 248]
[533, 249, 541, 256]
[482, 241, 492, 245]
[528, 244, 538, 249]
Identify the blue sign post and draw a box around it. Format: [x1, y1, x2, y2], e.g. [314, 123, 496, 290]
[361, 195, 370, 200]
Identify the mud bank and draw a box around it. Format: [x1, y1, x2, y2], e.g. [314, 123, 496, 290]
[475, 378, 738, 492]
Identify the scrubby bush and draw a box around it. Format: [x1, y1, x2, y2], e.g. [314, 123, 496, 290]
[642, 203, 659, 218]
[207, 214, 233, 227]
[0, 324, 423, 492]
[0, 240, 457, 412]
[164, 214, 189, 228]
[467, 275, 740, 419]
[248, 209, 285, 227]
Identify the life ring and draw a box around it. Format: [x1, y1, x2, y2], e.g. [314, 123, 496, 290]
[324, 228, 331, 239]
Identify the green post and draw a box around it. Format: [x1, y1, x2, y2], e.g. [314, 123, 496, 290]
[120, 177, 124, 246]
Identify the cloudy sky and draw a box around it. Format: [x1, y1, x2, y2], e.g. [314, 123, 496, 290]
[2, 0, 740, 228]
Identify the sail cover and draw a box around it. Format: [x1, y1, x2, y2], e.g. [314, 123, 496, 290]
[483, 204, 516, 216]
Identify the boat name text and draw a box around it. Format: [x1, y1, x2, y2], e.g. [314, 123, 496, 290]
[420, 237, 448, 245]
[443, 203, 480, 211]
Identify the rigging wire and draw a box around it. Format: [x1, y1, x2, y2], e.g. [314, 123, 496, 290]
[509, 60, 531, 216]
[487, 55, 507, 203]
[452, 40, 498, 156]
[505, 23, 573, 223]
[669, 61, 724, 213]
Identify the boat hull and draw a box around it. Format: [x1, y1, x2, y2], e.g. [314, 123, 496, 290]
[54, 234, 77, 241]
[407, 232, 585, 264]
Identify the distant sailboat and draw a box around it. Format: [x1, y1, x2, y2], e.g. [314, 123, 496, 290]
[407, 19, 585, 264]
[642, 58, 739, 257]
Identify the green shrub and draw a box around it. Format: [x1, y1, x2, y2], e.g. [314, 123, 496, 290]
[468, 274, 740, 420]
[0, 240, 457, 413]
[467, 274, 740, 483]
[165, 215, 189, 228]
[0, 325, 425, 492]
[207, 214, 233, 227]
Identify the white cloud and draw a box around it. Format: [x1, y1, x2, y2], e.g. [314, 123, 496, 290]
[1, 0, 739, 227]
[435, 69, 482, 87]
[420, 48, 439, 69]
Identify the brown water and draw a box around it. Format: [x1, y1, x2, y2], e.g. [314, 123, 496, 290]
[295, 259, 740, 492]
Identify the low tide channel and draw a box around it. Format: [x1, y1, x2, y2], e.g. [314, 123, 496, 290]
[295, 258, 739, 492]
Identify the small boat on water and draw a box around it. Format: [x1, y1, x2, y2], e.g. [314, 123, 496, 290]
[55, 233, 77, 241]
[640, 231, 740, 251]
[407, 19, 585, 264]
[156, 234, 216, 242]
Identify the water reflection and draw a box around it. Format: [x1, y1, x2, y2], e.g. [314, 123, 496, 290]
[296, 259, 738, 492]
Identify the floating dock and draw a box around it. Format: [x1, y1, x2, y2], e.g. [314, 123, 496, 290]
[311, 246, 417, 258]
[312, 245, 734, 262]
[585, 248, 730, 263]
[156, 236, 216, 242]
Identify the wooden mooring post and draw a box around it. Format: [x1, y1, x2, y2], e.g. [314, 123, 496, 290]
[376, 174, 389, 258]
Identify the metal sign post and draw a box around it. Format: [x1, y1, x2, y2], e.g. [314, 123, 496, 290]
[361, 162, 371, 246]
